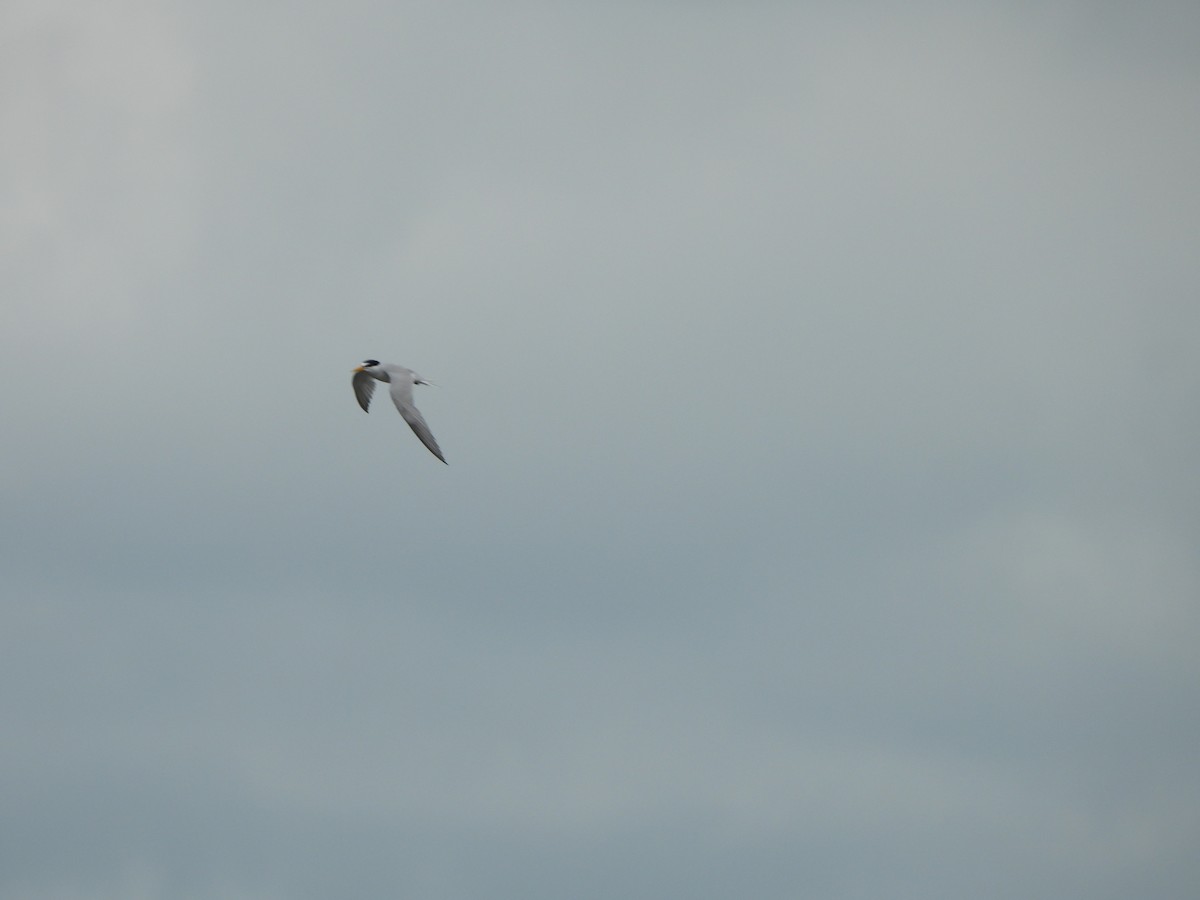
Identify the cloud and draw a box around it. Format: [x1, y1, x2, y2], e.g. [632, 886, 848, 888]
[0, 0, 198, 342]
[3, 3, 1199, 899]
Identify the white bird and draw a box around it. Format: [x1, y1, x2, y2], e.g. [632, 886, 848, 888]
[352, 359, 447, 464]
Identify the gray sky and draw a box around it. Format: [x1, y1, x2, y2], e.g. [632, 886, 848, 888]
[3, 2, 1199, 898]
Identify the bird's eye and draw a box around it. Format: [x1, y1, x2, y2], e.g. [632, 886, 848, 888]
[363, 359, 379, 367]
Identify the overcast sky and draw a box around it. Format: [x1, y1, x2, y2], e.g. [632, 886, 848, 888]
[3, 2, 1199, 898]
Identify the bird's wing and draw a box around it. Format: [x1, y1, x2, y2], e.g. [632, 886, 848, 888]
[389, 378, 447, 464]
[352, 370, 376, 412]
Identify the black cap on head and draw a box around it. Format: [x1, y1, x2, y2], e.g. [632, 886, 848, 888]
[363, 359, 380, 367]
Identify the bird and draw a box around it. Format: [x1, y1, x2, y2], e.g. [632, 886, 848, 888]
[352, 359, 447, 463]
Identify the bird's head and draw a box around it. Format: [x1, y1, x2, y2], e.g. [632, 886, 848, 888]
[353, 359, 386, 380]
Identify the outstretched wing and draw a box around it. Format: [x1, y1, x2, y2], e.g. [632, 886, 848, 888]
[389, 378, 447, 464]
[352, 370, 376, 412]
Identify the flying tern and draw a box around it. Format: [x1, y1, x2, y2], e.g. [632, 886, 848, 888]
[352, 359, 447, 464]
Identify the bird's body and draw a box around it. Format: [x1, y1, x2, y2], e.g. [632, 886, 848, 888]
[352, 360, 447, 463]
